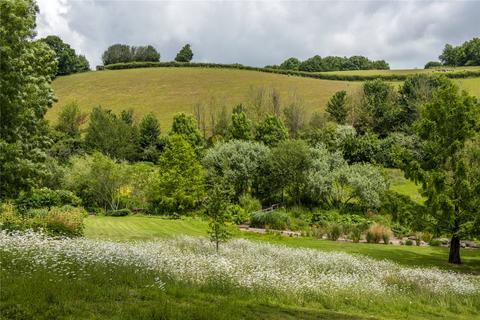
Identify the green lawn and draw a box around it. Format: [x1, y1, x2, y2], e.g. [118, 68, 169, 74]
[85, 215, 480, 274]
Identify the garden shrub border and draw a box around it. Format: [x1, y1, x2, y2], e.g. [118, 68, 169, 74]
[96, 61, 480, 81]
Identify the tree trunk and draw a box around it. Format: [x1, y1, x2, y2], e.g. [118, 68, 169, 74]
[448, 234, 461, 264]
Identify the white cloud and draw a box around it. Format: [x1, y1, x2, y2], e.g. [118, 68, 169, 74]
[35, 0, 480, 69]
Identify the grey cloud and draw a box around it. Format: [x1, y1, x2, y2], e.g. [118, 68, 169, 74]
[36, 0, 480, 69]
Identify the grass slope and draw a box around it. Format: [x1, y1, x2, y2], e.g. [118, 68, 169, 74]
[50, 68, 361, 130]
[50, 67, 480, 131]
[85, 215, 480, 274]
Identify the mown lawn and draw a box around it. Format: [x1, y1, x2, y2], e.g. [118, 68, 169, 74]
[85, 215, 480, 274]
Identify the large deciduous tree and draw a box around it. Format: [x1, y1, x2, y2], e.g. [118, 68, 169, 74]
[41, 35, 90, 75]
[0, 0, 57, 199]
[175, 44, 193, 63]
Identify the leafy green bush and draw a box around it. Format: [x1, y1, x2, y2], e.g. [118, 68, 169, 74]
[226, 204, 249, 225]
[391, 223, 411, 238]
[366, 231, 375, 243]
[405, 239, 414, 246]
[16, 188, 81, 212]
[429, 239, 441, 247]
[239, 194, 262, 214]
[105, 208, 131, 217]
[250, 210, 290, 230]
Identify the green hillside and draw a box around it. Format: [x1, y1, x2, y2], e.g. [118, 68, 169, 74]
[50, 67, 361, 130]
[50, 67, 480, 130]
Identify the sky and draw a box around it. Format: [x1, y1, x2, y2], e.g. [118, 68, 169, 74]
[35, 0, 480, 70]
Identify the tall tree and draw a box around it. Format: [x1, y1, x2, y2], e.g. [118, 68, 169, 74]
[205, 177, 232, 253]
[55, 101, 87, 138]
[149, 135, 205, 214]
[175, 44, 193, 62]
[84, 107, 138, 161]
[102, 44, 133, 65]
[41, 35, 89, 75]
[138, 113, 162, 162]
[255, 115, 288, 147]
[0, 0, 57, 199]
[228, 108, 253, 140]
[326, 90, 348, 124]
[169, 112, 203, 150]
[404, 79, 480, 264]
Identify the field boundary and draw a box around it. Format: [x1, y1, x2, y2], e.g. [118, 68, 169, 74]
[96, 61, 480, 81]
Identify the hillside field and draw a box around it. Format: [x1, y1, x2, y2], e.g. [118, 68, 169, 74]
[49, 67, 480, 130]
[50, 68, 361, 130]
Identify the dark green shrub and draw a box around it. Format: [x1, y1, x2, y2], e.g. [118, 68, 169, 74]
[366, 231, 375, 243]
[405, 239, 413, 246]
[97, 61, 480, 81]
[105, 208, 131, 217]
[16, 188, 81, 212]
[391, 222, 411, 238]
[250, 210, 290, 230]
[429, 239, 441, 247]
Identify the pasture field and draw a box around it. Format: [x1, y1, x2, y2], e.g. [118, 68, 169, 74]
[49, 68, 361, 130]
[49, 67, 480, 131]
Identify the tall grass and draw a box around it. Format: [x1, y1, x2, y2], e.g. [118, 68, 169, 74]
[1, 231, 479, 319]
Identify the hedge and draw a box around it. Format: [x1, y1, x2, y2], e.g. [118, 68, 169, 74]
[96, 61, 480, 81]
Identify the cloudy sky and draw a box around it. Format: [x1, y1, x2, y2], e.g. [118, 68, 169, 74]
[35, 0, 479, 69]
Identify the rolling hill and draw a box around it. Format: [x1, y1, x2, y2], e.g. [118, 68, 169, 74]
[49, 67, 480, 130]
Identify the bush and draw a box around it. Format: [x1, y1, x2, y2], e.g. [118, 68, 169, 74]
[327, 223, 342, 241]
[250, 210, 290, 230]
[421, 232, 433, 243]
[382, 233, 390, 245]
[226, 204, 249, 225]
[405, 239, 414, 246]
[105, 208, 131, 217]
[16, 188, 81, 212]
[366, 223, 392, 244]
[0, 203, 23, 231]
[391, 222, 411, 238]
[97, 61, 480, 81]
[239, 195, 262, 214]
[0, 204, 86, 237]
[310, 226, 325, 239]
[350, 224, 365, 243]
[429, 239, 442, 247]
[41, 206, 87, 237]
